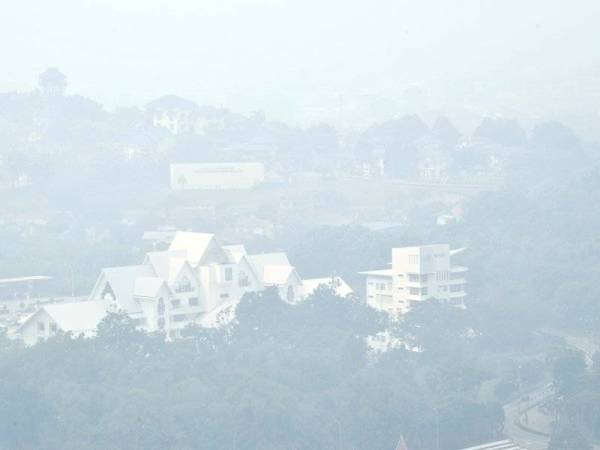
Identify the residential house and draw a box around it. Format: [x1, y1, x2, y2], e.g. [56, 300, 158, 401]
[85, 231, 351, 339]
[18, 301, 107, 346]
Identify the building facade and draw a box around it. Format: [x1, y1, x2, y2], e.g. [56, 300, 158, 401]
[18, 231, 354, 345]
[85, 232, 351, 340]
[361, 244, 467, 317]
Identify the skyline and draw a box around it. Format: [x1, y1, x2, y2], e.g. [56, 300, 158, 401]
[2, 0, 600, 136]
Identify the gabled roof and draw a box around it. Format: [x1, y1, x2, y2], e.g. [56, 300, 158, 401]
[302, 277, 354, 298]
[97, 265, 154, 312]
[19, 301, 107, 334]
[248, 252, 291, 277]
[168, 232, 216, 264]
[146, 95, 199, 112]
[134, 277, 168, 298]
[145, 250, 188, 283]
[394, 435, 410, 450]
[222, 244, 247, 263]
[263, 264, 296, 285]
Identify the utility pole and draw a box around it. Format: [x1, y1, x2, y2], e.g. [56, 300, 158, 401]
[332, 416, 342, 450]
[69, 266, 75, 298]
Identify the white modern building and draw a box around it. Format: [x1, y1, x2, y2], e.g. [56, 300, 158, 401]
[18, 232, 353, 344]
[360, 244, 467, 317]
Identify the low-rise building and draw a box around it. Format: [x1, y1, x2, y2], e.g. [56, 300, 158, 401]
[17, 232, 354, 344]
[18, 301, 107, 346]
[360, 244, 467, 317]
[90, 232, 354, 338]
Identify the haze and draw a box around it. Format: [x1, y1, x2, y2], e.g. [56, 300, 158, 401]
[3, 0, 600, 135]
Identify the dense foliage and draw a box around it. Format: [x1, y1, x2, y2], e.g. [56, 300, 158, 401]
[0, 288, 505, 450]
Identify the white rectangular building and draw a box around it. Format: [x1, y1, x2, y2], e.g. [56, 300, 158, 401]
[170, 163, 265, 190]
[361, 244, 467, 317]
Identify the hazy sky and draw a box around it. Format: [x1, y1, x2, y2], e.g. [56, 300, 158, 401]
[3, 0, 600, 130]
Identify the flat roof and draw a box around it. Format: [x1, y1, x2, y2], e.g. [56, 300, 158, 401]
[358, 269, 394, 277]
[0, 276, 53, 285]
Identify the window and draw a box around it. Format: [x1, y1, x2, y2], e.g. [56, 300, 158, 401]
[376, 283, 387, 291]
[175, 276, 193, 293]
[157, 298, 165, 315]
[171, 299, 181, 309]
[436, 271, 449, 281]
[421, 287, 428, 296]
[220, 293, 230, 299]
[50, 323, 58, 333]
[409, 287, 420, 296]
[172, 314, 186, 322]
[188, 297, 199, 306]
[408, 274, 419, 283]
[450, 284, 464, 293]
[157, 317, 165, 330]
[37, 322, 45, 332]
[286, 285, 295, 302]
[408, 254, 419, 264]
[438, 285, 448, 292]
[421, 274, 428, 283]
[224, 267, 233, 282]
[239, 271, 250, 287]
[450, 297, 464, 306]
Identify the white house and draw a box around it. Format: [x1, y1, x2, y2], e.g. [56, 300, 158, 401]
[360, 244, 467, 318]
[146, 95, 198, 135]
[18, 301, 107, 346]
[83, 231, 352, 339]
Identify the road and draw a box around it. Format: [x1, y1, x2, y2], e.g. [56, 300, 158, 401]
[503, 384, 553, 450]
[503, 330, 600, 450]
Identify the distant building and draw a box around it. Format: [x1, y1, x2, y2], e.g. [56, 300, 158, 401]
[418, 157, 447, 181]
[146, 95, 198, 135]
[170, 163, 265, 191]
[360, 245, 467, 317]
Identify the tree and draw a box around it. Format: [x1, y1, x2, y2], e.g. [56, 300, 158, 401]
[552, 350, 587, 395]
[95, 311, 150, 352]
[473, 117, 527, 147]
[548, 422, 592, 450]
[431, 116, 461, 147]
